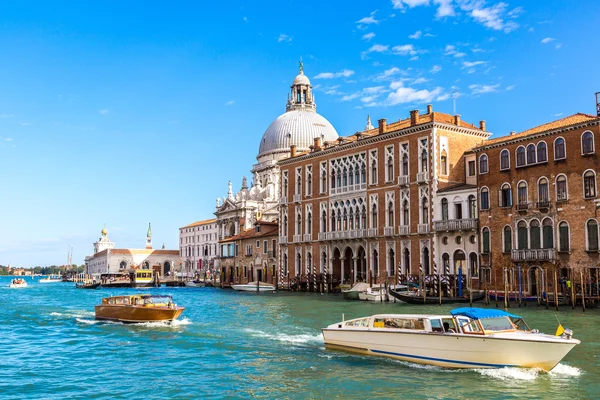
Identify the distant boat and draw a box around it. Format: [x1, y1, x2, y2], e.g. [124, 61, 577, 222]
[231, 281, 275, 292]
[75, 282, 100, 289]
[9, 278, 28, 288]
[39, 275, 62, 283]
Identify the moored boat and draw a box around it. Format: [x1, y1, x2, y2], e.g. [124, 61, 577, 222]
[75, 282, 100, 289]
[322, 307, 580, 372]
[343, 282, 370, 300]
[231, 281, 275, 292]
[95, 294, 185, 323]
[389, 289, 486, 304]
[39, 274, 62, 283]
[9, 278, 28, 288]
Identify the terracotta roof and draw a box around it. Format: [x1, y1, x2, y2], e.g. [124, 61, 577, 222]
[483, 113, 599, 146]
[437, 183, 477, 193]
[181, 218, 216, 229]
[220, 225, 278, 243]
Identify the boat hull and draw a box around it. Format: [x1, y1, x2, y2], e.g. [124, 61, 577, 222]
[389, 290, 486, 304]
[342, 290, 361, 300]
[9, 283, 28, 288]
[322, 328, 578, 371]
[231, 284, 275, 292]
[95, 305, 185, 323]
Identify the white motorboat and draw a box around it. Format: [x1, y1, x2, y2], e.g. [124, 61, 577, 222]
[358, 286, 388, 302]
[231, 281, 275, 292]
[39, 275, 62, 283]
[9, 278, 28, 288]
[322, 307, 580, 372]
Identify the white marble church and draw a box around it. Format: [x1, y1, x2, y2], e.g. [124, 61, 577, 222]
[214, 62, 339, 244]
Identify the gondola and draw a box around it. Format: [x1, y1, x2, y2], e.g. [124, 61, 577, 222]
[75, 282, 101, 289]
[389, 288, 486, 304]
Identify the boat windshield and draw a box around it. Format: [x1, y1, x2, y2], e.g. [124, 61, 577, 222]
[480, 316, 516, 331]
[141, 296, 173, 305]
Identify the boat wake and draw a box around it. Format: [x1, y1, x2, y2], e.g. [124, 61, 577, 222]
[244, 328, 323, 345]
[75, 317, 192, 327]
[51, 311, 95, 319]
[475, 363, 582, 381]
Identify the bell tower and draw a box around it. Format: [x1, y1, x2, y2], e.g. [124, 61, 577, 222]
[286, 59, 316, 112]
[146, 223, 153, 249]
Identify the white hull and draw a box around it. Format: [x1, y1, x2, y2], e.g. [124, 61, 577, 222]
[39, 277, 62, 283]
[231, 282, 275, 292]
[9, 283, 28, 288]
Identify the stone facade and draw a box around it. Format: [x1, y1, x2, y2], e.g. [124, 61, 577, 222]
[179, 218, 218, 276]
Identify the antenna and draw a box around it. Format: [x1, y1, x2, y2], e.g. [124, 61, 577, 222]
[452, 90, 459, 115]
[596, 92, 600, 116]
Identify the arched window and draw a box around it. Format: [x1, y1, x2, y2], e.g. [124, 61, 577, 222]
[361, 163, 366, 183]
[537, 142, 548, 162]
[349, 208, 354, 230]
[517, 181, 528, 207]
[422, 247, 430, 275]
[348, 166, 354, 185]
[500, 149, 510, 170]
[500, 183, 513, 207]
[530, 220, 541, 249]
[554, 137, 566, 160]
[296, 213, 302, 234]
[516, 146, 526, 167]
[283, 216, 288, 235]
[526, 144, 536, 164]
[421, 147, 428, 172]
[371, 203, 378, 228]
[354, 165, 359, 184]
[331, 169, 336, 189]
[402, 153, 409, 176]
[558, 222, 570, 252]
[387, 156, 394, 181]
[556, 174, 568, 201]
[583, 170, 597, 198]
[306, 252, 312, 276]
[538, 177, 549, 205]
[421, 197, 429, 224]
[482, 227, 490, 254]
[361, 205, 367, 229]
[517, 221, 528, 250]
[330, 210, 336, 232]
[582, 131, 595, 155]
[342, 167, 348, 187]
[587, 219, 599, 251]
[402, 200, 409, 226]
[441, 198, 448, 221]
[480, 187, 490, 210]
[440, 150, 448, 175]
[297, 176, 302, 195]
[321, 170, 327, 193]
[542, 218, 554, 249]
[373, 249, 379, 275]
[403, 248, 410, 275]
[387, 201, 394, 226]
[337, 169, 342, 188]
[371, 160, 377, 184]
[503, 226, 512, 253]
[307, 212, 312, 233]
[388, 249, 395, 276]
[479, 154, 488, 174]
[469, 253, 478, 277]
[468, 195, 476, 218]
[321, 210, 327, 232]
[283, 254, 288, 276]
[296, 253, 302, 276]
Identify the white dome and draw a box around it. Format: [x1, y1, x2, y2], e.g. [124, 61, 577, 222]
[258, 110, 338, 158]
[292, 73, 310, 86]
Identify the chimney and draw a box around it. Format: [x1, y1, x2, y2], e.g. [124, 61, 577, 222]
[510, 131, 516, 136]
[313, 137, 322, 151]
[378, 118, 387, 134]
[410, 110, 419, 126]
[427, 104, 433, 114]
[479, 120, 486, 131]
[453, 114, 461, 126]
[290, 145, 297, 157]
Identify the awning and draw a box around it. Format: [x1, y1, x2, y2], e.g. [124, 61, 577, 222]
[450, 307, 522, 320]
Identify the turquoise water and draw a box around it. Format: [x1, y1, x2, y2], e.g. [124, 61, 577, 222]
[1, 276, 598, 400]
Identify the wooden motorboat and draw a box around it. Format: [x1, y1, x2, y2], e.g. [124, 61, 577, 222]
[389, 289, 486, 304]
[9, 278, 28, 288]
[95, 294, 185, 323]
[322, 308, 580, 371]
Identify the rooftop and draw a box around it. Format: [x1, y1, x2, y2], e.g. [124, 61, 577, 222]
[181, 218, 217, 229]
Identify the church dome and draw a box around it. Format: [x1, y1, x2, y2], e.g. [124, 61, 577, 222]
[257, 61, 339, 159]
[258, 110, 338, 157]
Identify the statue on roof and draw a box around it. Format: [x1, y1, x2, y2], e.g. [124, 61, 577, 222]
[299, 58, 304, 74]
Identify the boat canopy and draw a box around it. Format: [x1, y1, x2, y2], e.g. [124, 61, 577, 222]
[450, 308, 522, 320]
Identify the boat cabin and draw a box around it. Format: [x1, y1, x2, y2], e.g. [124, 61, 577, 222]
[101, 295, 174, 307]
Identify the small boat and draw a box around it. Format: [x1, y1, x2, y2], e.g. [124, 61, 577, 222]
[389, 289, 486, 304]
[39, 275, 62, 283]
[95, 294, 185, 323]
[322, 307, 580, 372]
[359, 286, 388, 302]
[75, 282, 100, 289]
[342, 282, 370, 300]
[231, 281, 275, 292]
[9, 278, 28, 288]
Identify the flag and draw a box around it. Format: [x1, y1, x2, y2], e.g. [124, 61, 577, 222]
[555, 324, 565, 336]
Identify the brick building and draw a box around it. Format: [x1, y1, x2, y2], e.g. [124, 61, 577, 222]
[278, 105, 489, 291]
[473, 112, 600, 297]
[219, 220, 278, 286]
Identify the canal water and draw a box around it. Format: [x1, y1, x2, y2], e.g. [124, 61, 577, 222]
[1, 276, 598, 400]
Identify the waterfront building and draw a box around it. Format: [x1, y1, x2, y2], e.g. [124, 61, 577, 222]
[219, 220, 278, 285]
[179, 218, 218, 277]
[277, 105, 490, 290]
[215, 62, 339, 280]
[85, 224, 179, 277]
[472, 110, 600, 295]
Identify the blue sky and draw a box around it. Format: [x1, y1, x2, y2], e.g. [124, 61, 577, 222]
[0, 0, 598, 267]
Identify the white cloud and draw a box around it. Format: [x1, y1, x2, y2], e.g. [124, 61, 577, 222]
[362, 32, 376, 41]
[314, 69, 355, 79]
[528, 27, 534, 32]
[341, 93, 362, 102]
[460, 1, 520, 33]
[392, 0, 430, 10]
[430, 65, 442, 73]
[541, 37, 555, 44]
[386, 82, 444, 105]
[357, 16, 379, 24]
[505, 85, 516, 91]
[20, 122, 31, 126]
[413, 77, 429, 84]
[368, 44, 389, 53]
[462, 60, 487, 68]
[373, 67, 405, 81]
[324, 85, 341, 95]
[553, 113, 563, 117]
[434, 0, 455, 17]
[392, 44, 417, 55]
[436, 92, 451, 101]
[225, 100, 235, 106]
[243, 17, 248, 22]
[0, 114, 15, 118]
[555, 43, 562, 49]
[98, 109, 110, 115]
[278, 34, 292, 42]
[409, 30, 422, 39]
[468, 83, 500, 95]
[424, 32, 436, 37]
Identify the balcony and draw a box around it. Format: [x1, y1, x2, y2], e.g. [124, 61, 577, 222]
[330, 183, 367, 196]
[367, 228, 378, 237]
[416, 171, 428, 184]
[433, 218, 478, 232]
[383, 227, 395, 236]
[318, 232, 327, 241]
[516, 202, 529, 211]
[536, 200, 550, 209]
[293, 194, 302, 203]
[398, 175, 409, 187]
[279, 236, 288, 244]
[280, 196, 288, 204]
[511, 248, 556, 262]
[303, 233, 312, 242]
[398, 225, 410, 235]
[418, 224, 429, 234]
[293, 235, 302, 243]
